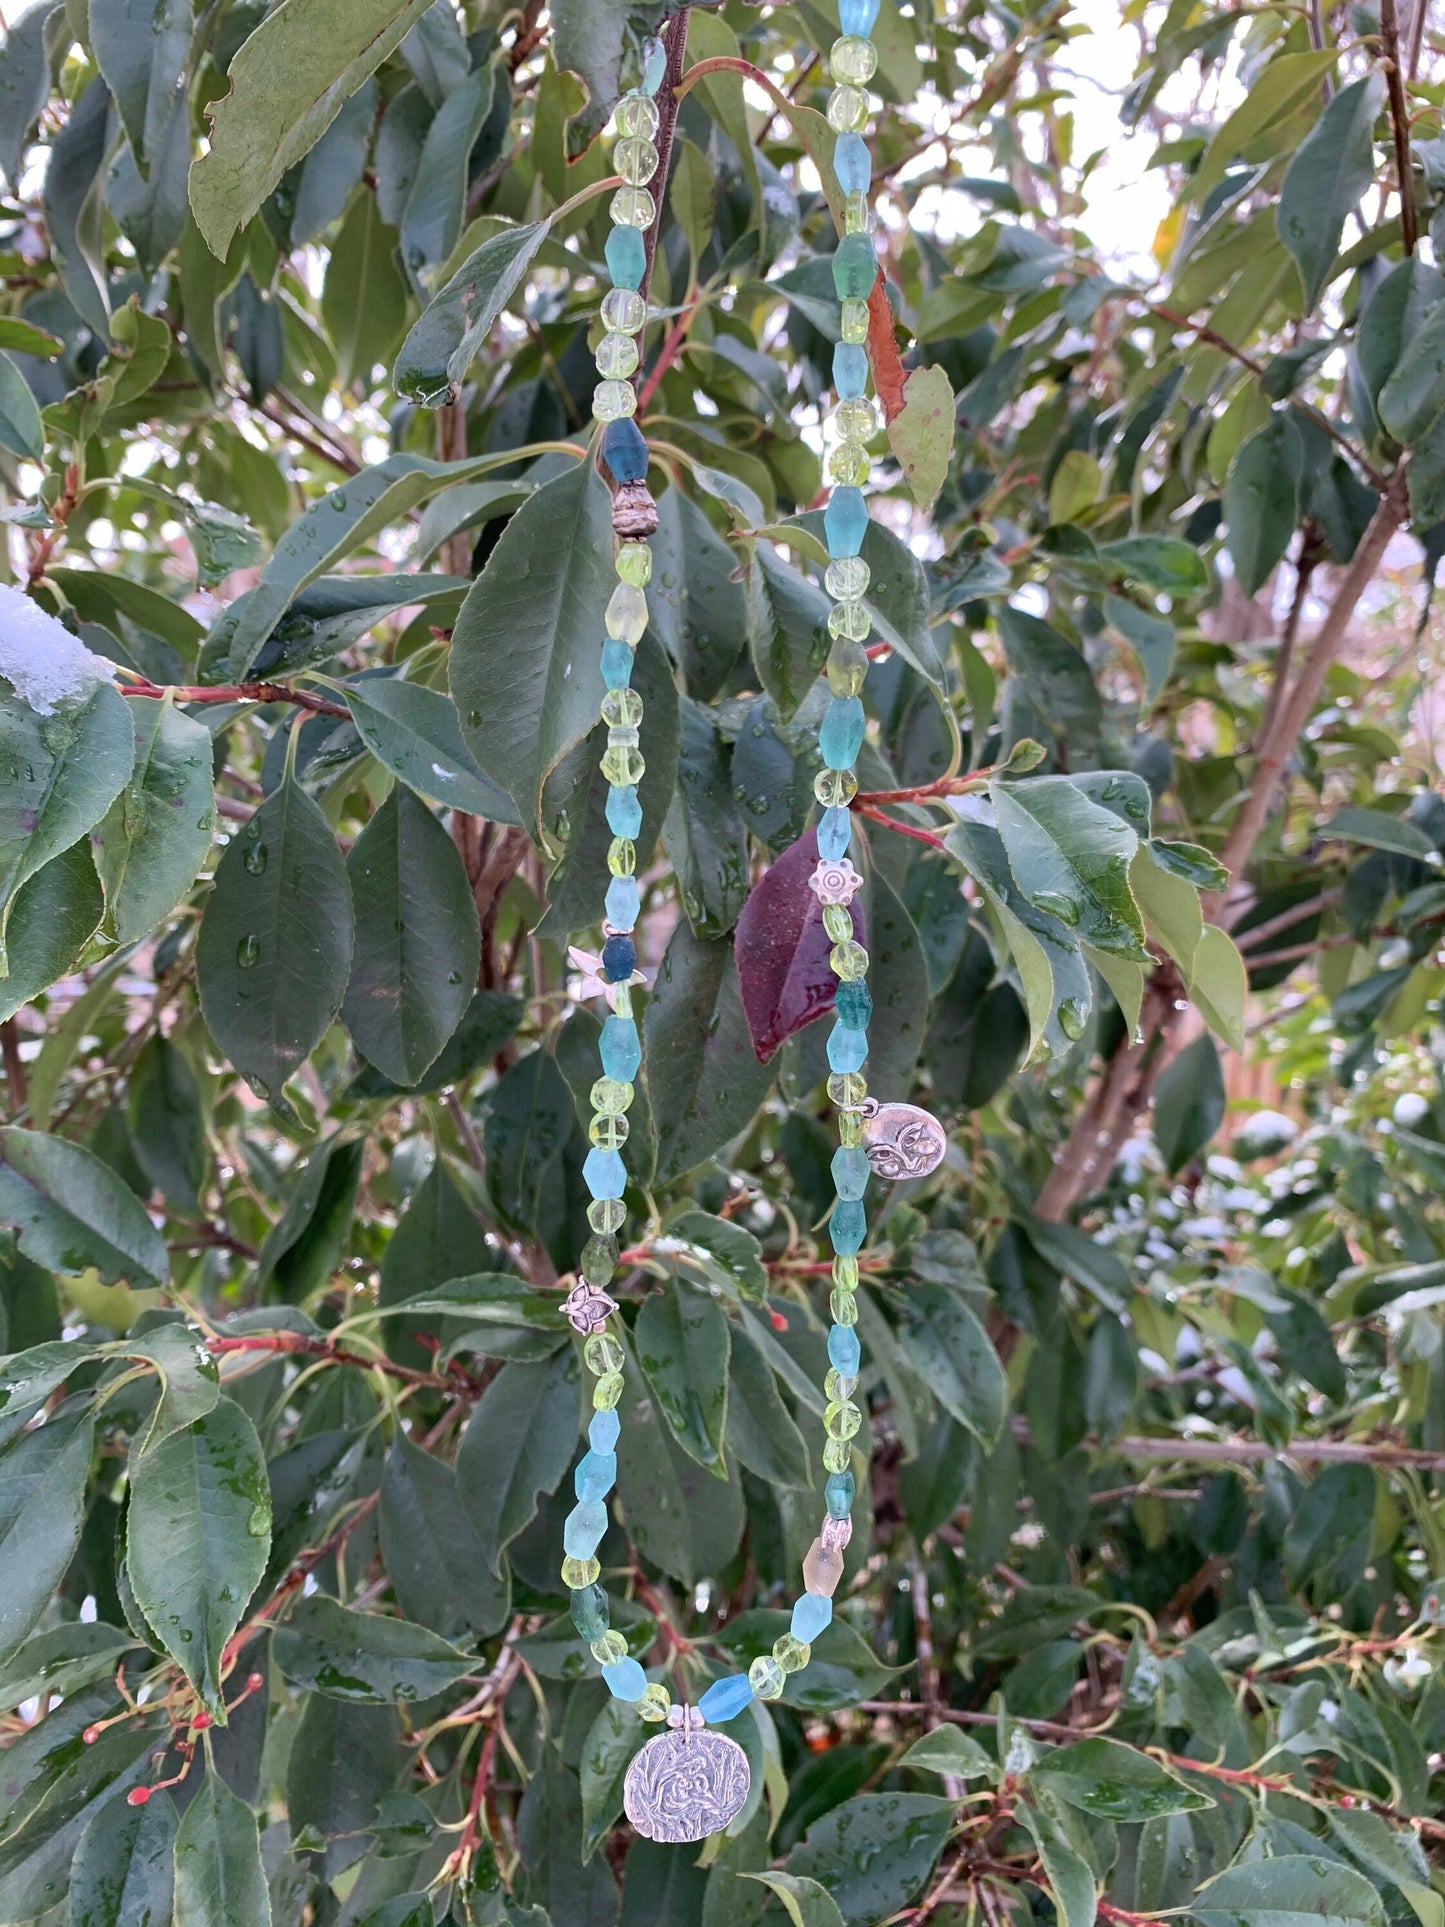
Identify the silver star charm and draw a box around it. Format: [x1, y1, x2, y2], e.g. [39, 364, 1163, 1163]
[564, 1279, 618, 1334]
[568, 945, 646, 1009]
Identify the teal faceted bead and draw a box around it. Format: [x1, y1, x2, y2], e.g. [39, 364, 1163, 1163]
[575, 1450, 617, 1502]
[828, 1323, 861, 1375]
[564, 1500, 607, 1558]
[827, 1022, 868, 1076]
[831, 1142, 870, 1200]
[600, 1016, 641, 1082]
[601, 639, 634, 688]
[839, 0, 880, 30]
[835, 979, 872, 1027]
[817, 806, 852, 860]
[832, 232, 876, 300]
[571, 1582, 610, 1640]
[834, 131, 872, 194]
[824, 486, 868, 557]
[834, 342, 868, 398]
[605, 224, 646, 290]
[640, 35, 666, 94]
[606, 784, 643, 837]
[603, 419, 649, 484]
[605, 876, 640, 931]
[590, 1409, 621, 1452]
[825, 1469, 856, 1518]
[820, 695, 865, 769]
[698, 1674, 754, 1723]
[792, 1592, 833, 1642]
[584, 1148, 627, 1199]
[831, 1198, 866, 1255]
[602, 1656, 648, 1700]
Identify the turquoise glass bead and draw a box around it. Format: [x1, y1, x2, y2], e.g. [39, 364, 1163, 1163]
[640, 35, 666, 93]
[824, 486, 868, 557]
[605, 876, 640, 931]
[831, 1142, 869, 1199]
[584, 1148, 627, 1199]
[601, 639, 634, 688]
[839, 0, 880, 30]
[817, 805, 852, 861]
[603, 1656, 648, 1701]
[831, 1198, 866, 1254]
[827, 1023, 868, 1075]
[828, 1323, 862, 1376]
[834, 342, 868, 399]
[792, 1592, 833, 1642]
[571, 1582, 609, 1640]
[699, 1674, 754, 1723]
[605, 224, 646, 290]
[564, 1500, 607, 1558]
[575, 1450, 617, 1502]
[834, 131, 872, 194]
[832, 232, 876, 300]
[825, 1469, 856, 1518]
[820, 695, 865, 769]
[600, 1016, 641, 1082]
[835, 979, 871, 1027]
[606, 784, 643, 837]
[590, 1409, 621, 1452]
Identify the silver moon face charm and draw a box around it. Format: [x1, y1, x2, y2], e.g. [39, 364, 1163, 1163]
[623, 1729, 751, 1843]
[861, 1101, 947, 1180]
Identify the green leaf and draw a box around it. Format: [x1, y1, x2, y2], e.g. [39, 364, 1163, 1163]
[0, 1127, 167, 1286]
[741, 1872, 846, 1927]
[997, 608, 1101, 750]
[342, 785, 480, 1086]
[901, 1726, 997, 1780]
[70, 1783, 177, 1927]
[379, 1432, 511, 1640]
[0, 3, 60, 195]
[322, 188, 410, 391]
[483, 1048, 576, 1245]
[195, 769, 353, 1107]
[897, 1282, 1005, 1449]
[273, 1594, 473, 1702]
[1324, 805, 1440, 859]
[635, 1280, 730, 1473]
[286, 1697, 402, 1882]
[1194, 49, 1339, 198]
[1225, 415, 1303, 595]
[789, 1793, 955, 1927]
[578, 1698, 645, 1861]
[887, 364, 955, 509]
[127, 1036, 207, 1211]
[0, 680, 133, 972]
[0, 840, 104, 1026]
[346, 677, 521, 824]
[126, 1399, 272, 1717]
[42, 76, 110, 338]
[1153, 1031, 1226, 1173]
[92, 698, 215, 945]
[1276, 76, 1383, 313]
[646, 921, 774, 1184]
[188, 0, 434, 257]
[1190, 924, 1248, 1053]
[124, 1321, 222, 1454]
[1355, 257, 1445, 437]
[0, 1407, 93, 1666]
[647, 484, 747, 699]
[394, 218, 551, 407]
[1377, 284, 1445, 449]
[1049, 450, 1103, 524]
[172, 1773, 272, 1927]
[1019, 1803, 1097, 1927]
[615, 1337, 745, 1587]
[1191, 1854, 1384, 1927]
[1031, 1736, 1212, 1819]
[663, 696, 750, 940]
[991, 775, 1149, 961]
[0, 349, 42, 459]
[451, 461, 615, 838]
[1099, 535, 1208, 596]
[749, 542, 830, 723]
[1104, 594, 1175, 703]
[399, 65, 494, 289]
[725, 1319, 812, 1488]
[456, 1347, 579, 1573]
[90, 0, 190, 177]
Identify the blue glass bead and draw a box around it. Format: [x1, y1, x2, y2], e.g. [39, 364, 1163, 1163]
[832, 232, 877, 301]
[831, 1143, 869, 1200]
[817, 806, 853, 861]
[584, 1147, 627, 1199]
[606, 784, 643, 837]
[605, 224, 646, 290]
[602, 933, 637, 981]
[600, 1015, 641, 1082]
[603, 1656, 648, 1701]
[833, 342, 868, 400]
[824, 486, 868, 558]
[820, 696, 865, 771]
[640, 35, 666, 94]
[564, 1500, 608, 1558]
[589, 1408, 621, 1452]
[831, 1198, 866, 1255]
[835, 979, 871, 1027]
[603, 419, 649, 485]
[825, 1469, 856, 1518]
[575, 1450, 617, 1502]
[571, 1582, 609, 1640]
[834, 132, 872, 195]
[828, 1323, 862, 1376]
[792, 1592, 833, 1642]
[839, 0, 880, 31]
[605, 876, 640, 931]
[827, 1023, 868, 1075]
[601, 639, 634, 689]
[698, 1674, 754, 1723]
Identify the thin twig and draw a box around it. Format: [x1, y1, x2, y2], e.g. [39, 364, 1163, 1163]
[121, 678, 350, 720]
[1379, 0, 1418, 255]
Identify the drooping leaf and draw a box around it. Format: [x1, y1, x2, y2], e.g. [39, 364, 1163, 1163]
[0, 1406, 93, 1666]
[896, 1282, 1006, 1449]
[92, 697, 216, 945]
[346, 677, 521, 824]
[0, 1127, 167, 1286]
[734, 829, 861, 1062]
[0, 841, 104, 1026]
[127, 1036, 207, 1211]
[398, 66, 494, 289]
[991, 775, 1149, 961]
[1276, 76, 1383, 312]
[1019, 1803, 1097, 1927]
[997, 607, 1101, 750]
[90, 0, 191, 177]
[887, 363, 955, 509]
[70, 1783, 178, 1927]
[1153, 1031, 1226, 1173]
[394, 218, 550, 407]
[0, 349, 43, 459]
[1224, 414, 1303, 595]
[615, 1336, 745, 1587]
[456, 1347, 579, 1574]
[578, 1698, 645, 1861]
[663, 696, 750, 940]
[749, 542, 830, 723]
[172, 1773, 271, 1927]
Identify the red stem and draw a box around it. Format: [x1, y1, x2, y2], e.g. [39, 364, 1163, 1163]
[124, 679, 350, 720]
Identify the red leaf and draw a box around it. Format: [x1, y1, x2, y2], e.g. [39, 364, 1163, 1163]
[734, 831, 864, 1063]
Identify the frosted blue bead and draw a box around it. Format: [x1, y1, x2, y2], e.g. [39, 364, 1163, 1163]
[605, 876, 640, 931]
[792, 1593, 832, 1642]
[575, 1450, 617, 1502]
[584, 1148, 627, 1199]
[839, 0, 880, 31]
[564, 1500, 607, 1558]
[817, 806, 852, 861]
[698, 1674, 754, 1723]
[601, 639, 634, 688]
[820, 696, 865, 770]
[600, 1015, 641, 1082]
[603, 1656, 648, 1701]
[605, 784, 643, 837]
[831, 1143, 869, 1200]
[834, 342, 868, 399]
[835, 980, 871, 1027]
[824, 486, 868, 558]
[834, 132, 872, 195]
[828, 1323, 861, 1376]
[603, 419, 649, 485]
[825, 1469, 856, 1518]
[827, 1023, 868, 1075]
[640, 37, 666, 94]
[831, 1198, 866, 1255]
[605, 224, 646, 290]
[590, 1409, 621, 1452]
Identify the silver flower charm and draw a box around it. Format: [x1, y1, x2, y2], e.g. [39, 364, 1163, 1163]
[563, 1280, 618, 1334]
[809, 856, 863, 907]
[568, 945, 645, 1009]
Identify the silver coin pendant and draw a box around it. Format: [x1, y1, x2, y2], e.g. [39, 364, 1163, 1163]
[623, 1728, 751, 1843]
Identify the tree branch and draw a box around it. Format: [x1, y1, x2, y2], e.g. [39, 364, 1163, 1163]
[122, 678, 351, 720]
[1379, 0, 1419, 255]
[636, 9, 692, 312]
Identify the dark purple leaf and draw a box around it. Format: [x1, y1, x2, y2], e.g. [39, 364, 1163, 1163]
[734, 831, 864, 1063]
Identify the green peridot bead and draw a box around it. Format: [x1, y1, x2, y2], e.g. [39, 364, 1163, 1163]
[773, 1633, 811, 1672]
[826, 556, 871, 599]
[844, 189, 869, 234]
[615, 93, 660, 139]
[612, 984, 633, 1018]
[838, 1110, 864, 1148]
[594, 1370, 625, 1410]
[638, 1682, 671, 1722]
[589, 1111, 629, 1150]
[835, 397, 879, 440]
[610, 185, 655, 228]
[825, 1367, 858, 1402]
[614, 135, 659, 184]
[591, 1076, 634, 1114]
[822, 904, 853, 943]
[833, 1253, 860, 1290]
[828, 600, 870, 642]
[582, 1231, 619, 1282]
[616, 542, 652, 586]
[814, 767, 857, 807]
[607, 836, 636, 877]
[606, 581, 649, 646]
[585, 1333, 625, 1376]
[562, 1555, 601, 1587]
[829, 1287, 859, 1325]
[830, 939, 869, 981]
[824, 1435, 854, 1472]
[595, 331, 640, 380]
[830, 33, 878, 83]
[601, 687, 643, 728]
[601, 746, 646, 786]
[591, 1630, 629, 1664]
[748, 1654, 786, 1700]
[601, 288, 647, 334]
[840, 298, 870, 344]
[825, 1399, 862, 1440]
[588, 1197, 627, 1234]
[827, 638, 869, 697]
[593, 379, 638, 423]
[828, 1070, 868, 1108]
[827, 84, 869, 132]
[828, 440, 870, 487]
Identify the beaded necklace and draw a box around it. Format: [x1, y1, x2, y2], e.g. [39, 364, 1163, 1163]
[558, 0, 946, 1845]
